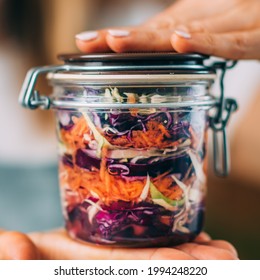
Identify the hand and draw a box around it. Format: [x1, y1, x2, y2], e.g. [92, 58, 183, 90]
[0, 229, 238, 260]
[75, 0, 260, 60]
[0, 229, 39, 260]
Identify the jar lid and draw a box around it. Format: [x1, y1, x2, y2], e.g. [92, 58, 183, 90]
[57, 52, 214, 74]
[47, 52, 216, 84]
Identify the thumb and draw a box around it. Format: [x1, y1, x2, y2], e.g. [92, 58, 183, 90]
[0, 230, 39, 260]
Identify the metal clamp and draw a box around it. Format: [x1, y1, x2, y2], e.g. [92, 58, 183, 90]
[210, 61, 238, 177]
[19, 65, 86, 109]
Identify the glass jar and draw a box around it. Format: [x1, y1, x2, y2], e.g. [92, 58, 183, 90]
[19, 53, 237, 247]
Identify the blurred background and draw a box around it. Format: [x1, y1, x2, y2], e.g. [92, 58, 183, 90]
[0, 0, 259, 259]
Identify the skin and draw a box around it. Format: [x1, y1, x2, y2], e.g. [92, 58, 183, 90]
[76, 0, 260, 59]
[0, 229, 238, 260]
[0, 230, 39, 260]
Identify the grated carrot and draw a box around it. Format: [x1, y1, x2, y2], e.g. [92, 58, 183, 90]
[60, 161, 146, 204]
[104, 120, 179, 149]
[152, 176, 184, 201]
[61, 116, 93, 150]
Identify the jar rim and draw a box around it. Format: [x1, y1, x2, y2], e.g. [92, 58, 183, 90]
[47, 73, 216, 84]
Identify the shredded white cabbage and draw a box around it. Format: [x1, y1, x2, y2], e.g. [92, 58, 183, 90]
[187, 149, 206, 183]
[139, 174, 150, 201]
[172, 174, 191, 209]
[111, 87, 123, 102]
[171, 175, 188, 192]
[130, 156, 149, 164]
[172, 210, 190, 233]
[104, 88, 112, 99]
[82, 111, 111, 157]
[84, 198, 103, 211]
[151, 94, 167, 103]
[85, 198, 103, 224]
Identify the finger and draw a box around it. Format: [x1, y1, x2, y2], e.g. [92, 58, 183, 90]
[75, 29, 112, 53]
[206, 240, 238, 258]
[105, 28, 174, 53]
[171, 29, 260, 60]
[77, 27, 175, 53]
[0, 231, 39, 260]
[193, 232, 211, 243]
[176, 243, 239, 260]
[29, 229, 195, 260]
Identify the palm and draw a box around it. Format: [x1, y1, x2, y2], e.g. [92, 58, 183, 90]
[0, 229, 238, 260]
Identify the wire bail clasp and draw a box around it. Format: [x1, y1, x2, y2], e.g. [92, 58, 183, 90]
[210, 61, 238, 177]
[19, 65, 77, 110]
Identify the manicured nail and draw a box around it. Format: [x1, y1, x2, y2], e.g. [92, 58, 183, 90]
[75, 31, 98, 41]
[174, 28, 191, 39]
[108, 29, 130, 37]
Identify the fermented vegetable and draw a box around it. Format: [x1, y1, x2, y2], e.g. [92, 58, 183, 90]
[57, 87, 207, 246]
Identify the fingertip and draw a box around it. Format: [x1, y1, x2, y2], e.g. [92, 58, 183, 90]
[194, 232, 212, 243]
[0, 231, 39, 260]
[75, 39, 89, 52]
[106, 30, 134, 53]
[75, 30, 112, 53]
[75, 39, 111, 53]
[106, 36, 129, 53]
[104, 29, 131, 53]
[170, 33, 195, 53]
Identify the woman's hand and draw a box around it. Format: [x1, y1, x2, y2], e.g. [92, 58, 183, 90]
[75, 0, 260, 59]
[0, 229, 238, 260]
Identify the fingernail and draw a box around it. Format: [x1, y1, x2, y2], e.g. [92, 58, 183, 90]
[108, 29, 130, 37]
[75, 31, 98, 41]
[174, 28, 191, 39]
